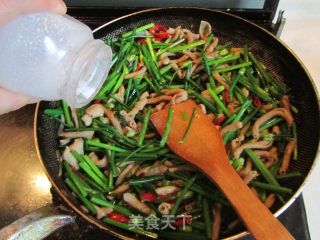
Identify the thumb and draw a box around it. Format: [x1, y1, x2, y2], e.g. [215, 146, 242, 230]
[0, 0, 67, 26]
[0, 87, 38, 115]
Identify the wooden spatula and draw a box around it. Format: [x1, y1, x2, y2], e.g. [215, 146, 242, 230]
[150, 100, 294, 240]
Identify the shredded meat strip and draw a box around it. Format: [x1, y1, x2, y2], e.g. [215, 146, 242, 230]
[125, 66, 147, 79]
[252, 108, 294, 139]
[233, 140, 273, 159]
[279, 138, 296, 175]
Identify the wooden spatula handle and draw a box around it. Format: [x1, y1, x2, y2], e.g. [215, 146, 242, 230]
[206, 162, 294, 240]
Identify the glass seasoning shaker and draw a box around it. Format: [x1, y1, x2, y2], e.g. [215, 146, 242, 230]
[0, 12, 112, 108]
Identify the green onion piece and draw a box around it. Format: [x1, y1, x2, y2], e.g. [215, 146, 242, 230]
[243, 44, 249, 62]
[180, 107, 197, 144]
[141, 44, 161, 83]
[146, 37, 156, 63]
[108, 168, 114, 191]
[185, 67, 191, 90]
[71, 150, 85, 162]
[63, 161, 87, 197]
[259, 118, 283, 132]
[214, 85, 225, 95]
[79, 161, 107, 190]
[170, 176, 196, 215]
[160, 65, 172, 75]
[245, 117, 284, 138]
[116, 152, 159, 158]
[137, 106, 152, 146]
[190, 221, 206, 230]
[204, 34, 214, 50]
[216, 41, 232, 51]
[244, 149, 280, 186]
[91, 196, 133, 217]
[129, 175, 165, 185]
[122, 23, 155, 38]
[65, 178, 97, 215]
[290, 104, 299, 114]
[166, 172, 226, 204]
[180, 60, 192, 69]
[125, 57, 139, 103]
[160, 107, 174, 147]
[202, 198, 212, 239]
[212, 62, 252, 74]
[62, 100, 73, 127]
[224, 99, 251, 125]
[182, 111, 188, 121]
[116, 156, 158, 162]
[292, 122, 298, 160]
[83, 155, 108, 182]
[144, 76, 161, 94]
[249, 180, 292, 194]
[86, 140, 128, 153]
[202, 51, 216, 89]
[103, 218, 158, 239]
[189, 90, 217, 113]
[208, 54, 240, 67]
[168, 40, 205, 53]
[119, 143, 151, 165]
[110, 55, 119, 68]
[79, 172, 105, 193]
[111, 65, 128, 94]
[118, 41, 132, 60]
[270, 158, 283, 177]
[64, 177, 80, 195]
[242, 108, 259, 126]
[276, 172, 302, 180]
[96, 73, 121, 98]
[218, 48, 229, 56]
[108, 148, 118, 176]
[248, 52, 272, 83]
[207, 86, 231, 117]
[44, 108, 63, 117]
[229, 69, 245, 100]
[156, 38, 185, 56]
[240, 73, 273, 103]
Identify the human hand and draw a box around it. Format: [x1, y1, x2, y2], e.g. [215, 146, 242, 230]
[0, 0, 67, 115]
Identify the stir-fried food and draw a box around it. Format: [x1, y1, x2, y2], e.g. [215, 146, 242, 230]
[45, 21, 300, 240]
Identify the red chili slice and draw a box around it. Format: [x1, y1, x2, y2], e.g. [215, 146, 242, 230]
[137, 38, 147, 44]
[140, 192, 157, 202]
[136, 61, 143, 71]
[224, 90, 230, 104]
[152, 37, 163, 42]
[137, 37, 164, 44]
[225, 143, 231, 153]
[166, 199, 176, 204]
[174, 216, 193, 227]
[214, 115, 226, 125]
[159, 194, 167, 199]
[149, 24, 171, 39]
[107, 212, 129, 223]
[94, 100, 101, 104]
[251, 95, 262, 108]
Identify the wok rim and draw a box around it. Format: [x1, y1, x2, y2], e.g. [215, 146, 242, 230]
[34, 7, 320, 240]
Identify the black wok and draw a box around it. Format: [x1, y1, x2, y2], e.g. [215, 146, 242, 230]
[33, 8, 319, 240]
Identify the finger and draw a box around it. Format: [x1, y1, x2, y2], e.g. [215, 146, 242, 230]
[18, 0, 67, 14]
[0, 87, 38, 115]
[0, 0, 67, 26]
